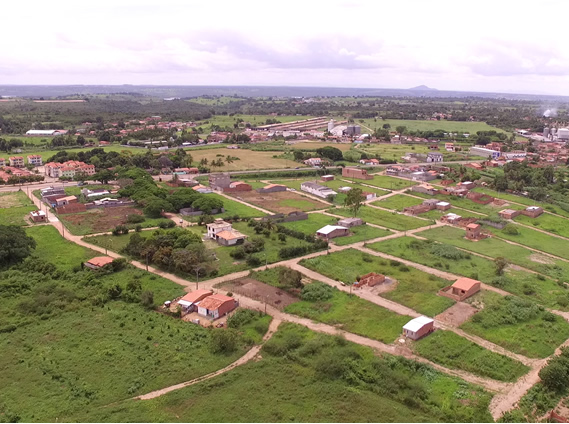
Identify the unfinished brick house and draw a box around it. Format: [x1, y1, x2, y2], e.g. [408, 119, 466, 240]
[355, 272, 386, 288]
[342, 167, 373, 180]
[466, 191, 494, 205]
[522, 206, 544, 218]
[499, 209, 522, 220]
[439, 277, 481, 301]
[465, 223, 483, 240]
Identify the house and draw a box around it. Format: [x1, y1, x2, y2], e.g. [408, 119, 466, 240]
[338, 186, 352, 193]
[9, 156, 24, 168]
[226, 181, 252, 192]
[84, 256, 114, 269]
[257, 184, 287, 194]
[359, 158, 380, 166]
[27, 155, 43, 166]
[192, 184, 213, 194]
[44, 161, 96, 178]
[434, 201, 450, 211]
[465, 162, 484, 171]
[499, 209, 522, 220]
[206, 219, 232, 238]
[386, 165, 404, 175]
[412, 184, 438, 196]
[304, 157, 322, 167]
[300, 181, 337, 199]
[357, 272, 385, 287]
[469, 146, 501, 159]
[83, 188, 110, 198]
[215, 230, 247, 246]
[445, 143, 455, 152]
[441, 213, 462, 224]
[465, 223, 482, 240]
[177, 289, 213, 314]
[459, 181, 476, 190]
[439, 277, 481, 301]
[29, 210, 46, 222]
[321, 175, 334, 182]
[426, 152, 443, 162]
[316, 225, 349, 240]
[342, 167, 373, 180]
[209, 173, 231, 190]
[522, 206, 544, 218]
[0, 158, 5, 167]
[403, 316, 435, 340]
[337, 217, 364, 228]
[197, 294, 238, 319]
[54, 195, 78, 206]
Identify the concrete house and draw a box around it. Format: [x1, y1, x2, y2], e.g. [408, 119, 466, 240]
[257, 184, 287, 194]
[29, 210, 47, 222]
[55, 195, 78, 206]
[84, 256, 114, 270]
[9, 156, 24, 168]
[177, 289, 213, 314]
[209, 173, 231, 190]
[215, 230, 247, 246]
[197, 294, 238, 319]
[342, 167, 373, 180]
[522, 206, 544, 218]
[337, 217, 364, 228]
[321, 175, 334, 182]
[412, 184, 438, 196]
[356, 272, 385, 287]
[436, 201, 451, 211]
[465, 223, 482, 240]
[316, 225, 349, 240]
[206, 220, 232, 238]
[439, 277, 481, 302]
[499, 209, 522, 220]
[27, 155, 43, 166]
[304, 158, 322, 167]
[300, 181, 337, 199]
[426, 152, 443, 162]
[403, 316, 435, 340]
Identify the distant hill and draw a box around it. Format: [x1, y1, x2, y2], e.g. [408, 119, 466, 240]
[409, 85, 438, 91]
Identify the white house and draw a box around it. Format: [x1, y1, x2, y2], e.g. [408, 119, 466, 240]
[426, 152, 443, 162]
[206, 219, 232, 239]
[304, 158, 322, 167]
[300, 181, 337, 199]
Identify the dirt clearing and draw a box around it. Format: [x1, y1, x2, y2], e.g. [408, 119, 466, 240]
[435, 302, 478, 327]
[229, 190, 328, 214]
[529, 253, 555, 264]
[61, 206, 144, 233]
[220, 278, 298, 309]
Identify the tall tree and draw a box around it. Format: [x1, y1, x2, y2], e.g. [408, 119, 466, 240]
[0, 225, 36, 267]
[344, 188, 365, 217]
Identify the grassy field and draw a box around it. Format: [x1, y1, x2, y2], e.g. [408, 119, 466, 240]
[461, 291, 569, 358]
[371, 194, 424, 211]
[0, 190, 37, 226]
[182, 193, 265, 222]
[182, 148, 301, 171]
[359, 118, 508, 134]
[514, 212, 569, 238]
[64, 184, 115, 196]
[357, 174, 417, 190]
[332, 205, 431, 231]
[413, 330, 530, 382]
[64, 323, 493, 423]
[84, 230, 153, 253]
[416, 225, 569, 282]
[286, 141, 353, 151]
[492, 224, 569, 261]
[333, 225, 392, 245]
[300, 248, 454, 316]
[409, 190, 507, 216]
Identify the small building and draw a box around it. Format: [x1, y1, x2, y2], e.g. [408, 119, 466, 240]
[441, 213, 462, 224]
[257, 184, 287, 194]
[177, 289, 213, 314]
[316, 225, 349, 240]
[84, 256, 114, 270]
[215, 230, 247, 246]
[342, 167, 373, 180]
[54, 195, 78, 206]
[27, 155, 43, 166]
[499, 209, 522, 220]
[465, 223, 482, 240]
[362, 191, 376, 200]
[412, 184, 438, 196]
[206, 219, 232, 239]
[426, 152, 443, 162]
[304, 157, 322, 167]
[300, 181, 337, 199]
[439, 277, 481, 302]
[29, 210, 46, 222]
[209, 173, 231, 190]
[0, 158, 5, 167]
[321, 175, 334, 182]
[226, 181, 252, 192]
[197, 294, 238, 319]
[403, 316, 435, 340]
[436, 201, 451, 211]
[357, 272, 385, 287]
[337, 217, 364, 228]
[523, 206, 544, 218]
[192, 184, 213, 194]
[338, 186, 352, 193]
[459, 181, 476, 190]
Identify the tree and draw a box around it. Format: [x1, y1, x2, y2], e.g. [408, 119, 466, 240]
[143, 198, 173, 218]
[93, 169, 114, 184]
[316, 146, 343, 162]
[0, 225, 37, 267]
[395, 125, 407, 139]
[192, 196, 223, 214]
[382, 123, 391, 129]
[495, 257, 508, 276]
[209, 328, 239, 354]
[344, 188, 365, 217]
[279, 267, 303, 288]
[141, 291, 154, 309]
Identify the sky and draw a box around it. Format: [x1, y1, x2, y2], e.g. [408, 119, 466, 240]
[3, 0, 569, 95]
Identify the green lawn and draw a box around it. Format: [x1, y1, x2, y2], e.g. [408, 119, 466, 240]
[461, 292, 569, 358]
[183, 193, 265, 222]
[281, 213, 337, 233]
[414, 330, 530, 382]
[0, 191, 37, 226]
[83, 230, 153, 253]
[359, 118, 508, 135]
[64, 323, 493, 423]
[333, 225, 392, 246]
[372, 194, 423, 211]
[361, 175, 418, 190]
[332, 205, 431, 231]
[300, 248, 455, 316]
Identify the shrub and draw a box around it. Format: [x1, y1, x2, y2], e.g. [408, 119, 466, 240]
[209, 328, 239, 354]
[159, 220, 176, 229]
[503, 223, 520, 235]
[141, 290, 154, 309]
[127, 214, 145, 224]
[230, 247, 246, 260]
[301, 282, 334, 302]
[228, 309, 260, 328]
[246, 255, 262, 267]
[430, 243, 467, 260]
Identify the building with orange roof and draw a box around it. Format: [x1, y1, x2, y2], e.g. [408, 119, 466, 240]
[27, 155, 43, 166]
[9, 156, 24, 168]
[197, 293, 238, 319]
[439, 277, 481, 301]
[84, 256, 114, 269]
[257, 183, 287, 193]
[177, 289, 214, 313]
[465, 223, 482, 240]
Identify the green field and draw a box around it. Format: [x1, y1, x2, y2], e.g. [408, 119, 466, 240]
[372, 194, 423, 211]
[461, 292, 569, 358]
[359, 118, 508, 134]
[300, 248, 454, 316]
[0, 191, 37, 226]
[182, 193, 265, 222]
[333, 225, 392, 246]
[286, 287, 410, 343]
[414, 330, 530, 382]
[64, 184, 115, 196]
[64, 323, 493, 423]
[332, 205, 431, 231]
[359, 174, 417, 190]
[514, 212, 569, 238]
[492, 224, 569, 261]
[281, 213, 337, 233]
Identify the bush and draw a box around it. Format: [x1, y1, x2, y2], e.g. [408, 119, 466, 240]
[135, 224, 142, 232]
[430, 243, 467, 260]
[503, 223, 520, 235]
[127, 214, 145, 224]
[246, 255, 262, 267]
[159, 220, 176, 229]
[230, 247, 246, 260]
[141, 290, 154, 309]
[301, 282, 334, 302]
[209, 328, 239, 354]
[228, 309, 260, 328]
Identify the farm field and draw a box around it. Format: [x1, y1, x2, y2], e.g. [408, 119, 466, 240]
[416, 225, 569, 282]
[228, 190, 329, 214]
[358, 118, 508, 134]
[300, 248, 454, 316]
[413, 330, 530, 382]
[461, 291, 569, 358]
[332, 205, 430, 231]
[66, 324, 493, 423]
[0, 190, 37, 226]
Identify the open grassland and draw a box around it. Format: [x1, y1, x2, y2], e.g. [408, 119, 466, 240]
[195, 114, 314, 130]
[286, 287, 410, 343]
[471, 187, 542, 207]
[491, 224, 569, 261]
[0, 191, 37, 226]
[182, 193, 264, 222]
[333, 225, 392, 245]
[286, 141, 353, 151]
[300, 248, 454, 316]
[332, 205, 430, 231]
[64, 323, 493, 423]
[229, 190, 328, 214]
[183, 148, 300, 171]
[63, 184, 115, 196]
[359, 118, 508, 134]
[368, 236, 569, 311]
[461, 291, 569, 358]
[356, 174, 417, 190]
[514, 212, 569, 238]
[372, 194, 423, 211]
[413, 330, 530, 382]
[84, 231, 152, 254]
[416, 225, 569, 282]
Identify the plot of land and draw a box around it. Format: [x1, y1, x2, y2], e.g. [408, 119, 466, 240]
[372, 194, 423, 211]
[0, 191, 37, 226]
[492, 224, 569, 260]
[515, 212, 569, 238]
[229, 190, 328, 214]
[435, 302, 479, 327]
[221, 278, 298, 309]
[355, 174, 417, 190]
[332, 205, 430, 231]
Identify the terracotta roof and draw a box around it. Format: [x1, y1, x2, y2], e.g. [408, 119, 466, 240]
[180, 289, 213, 304]
[198, 294, 235, 311]
[216, 230, 247, 240]
[86, 256, 114, 267]
[466, 223, 480, 230]
[452, 277, 480, 291]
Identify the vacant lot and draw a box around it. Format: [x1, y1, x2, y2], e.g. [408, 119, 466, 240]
[359, 118, 508, 134]
[181, 148, 300, 171]
[461, 291, 569, 358]
[356, 174, 417, 190]
[300, 248, 454, 316]
[0, 191, 37, 226]
[514, 212, 569, 238]
[413, 330, 530, 382]
[229, 190, 328, 214]
[332, 205, 430, 231]
[372, 194, 423, 211]
[221, 277, 298, 309]
[493, 224, 569, 260]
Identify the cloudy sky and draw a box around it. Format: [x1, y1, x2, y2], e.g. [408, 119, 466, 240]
[3, 0, 569, 95]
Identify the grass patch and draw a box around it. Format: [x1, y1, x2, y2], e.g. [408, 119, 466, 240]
[332, 205, 431, 231]
[360, 175, 417, 190]
[333, 225, 392, 246]
[372, 194, 423, 211]
[514, 212, 569, 238]
[414, 330, 530, 382]
[0, 191, 37, 226]
[492, 223, 569, 260]
[183, 193, 264, 222]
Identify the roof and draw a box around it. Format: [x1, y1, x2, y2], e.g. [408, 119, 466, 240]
[466, 223, 480, 230]
[316, 225, 348, 235]
[338, 217, 362, 223]
[207, 220, 231, 229]
[436, 201, 450, 206]
[55, 195, 77, 202]
[500, 209, 518, 214]
[526, 206, 542, 211]
[452, 277, 481, 291]
[403, 316, 434, 332]
[180, 289, 213, 304]
[198, 293, 235, 311]
[30, 210, 46, 216]
[263, 184, 286, 189]
[216, 230, 247, 241]
[86, 256, 114, 267]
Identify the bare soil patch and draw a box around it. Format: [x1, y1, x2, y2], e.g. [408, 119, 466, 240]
[62, 206, 143, 233]
[530, 253, 555, 265]
[365, 277, 399, 295]
[435, 302, 478, 327]
[221, 277, 298, 309]
[229, 190, 327, 214]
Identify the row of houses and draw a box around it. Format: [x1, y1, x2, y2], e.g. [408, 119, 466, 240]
[45, 160, 96, 179]
[0, 155, 43, 168]
[0, 166, 35, 182]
